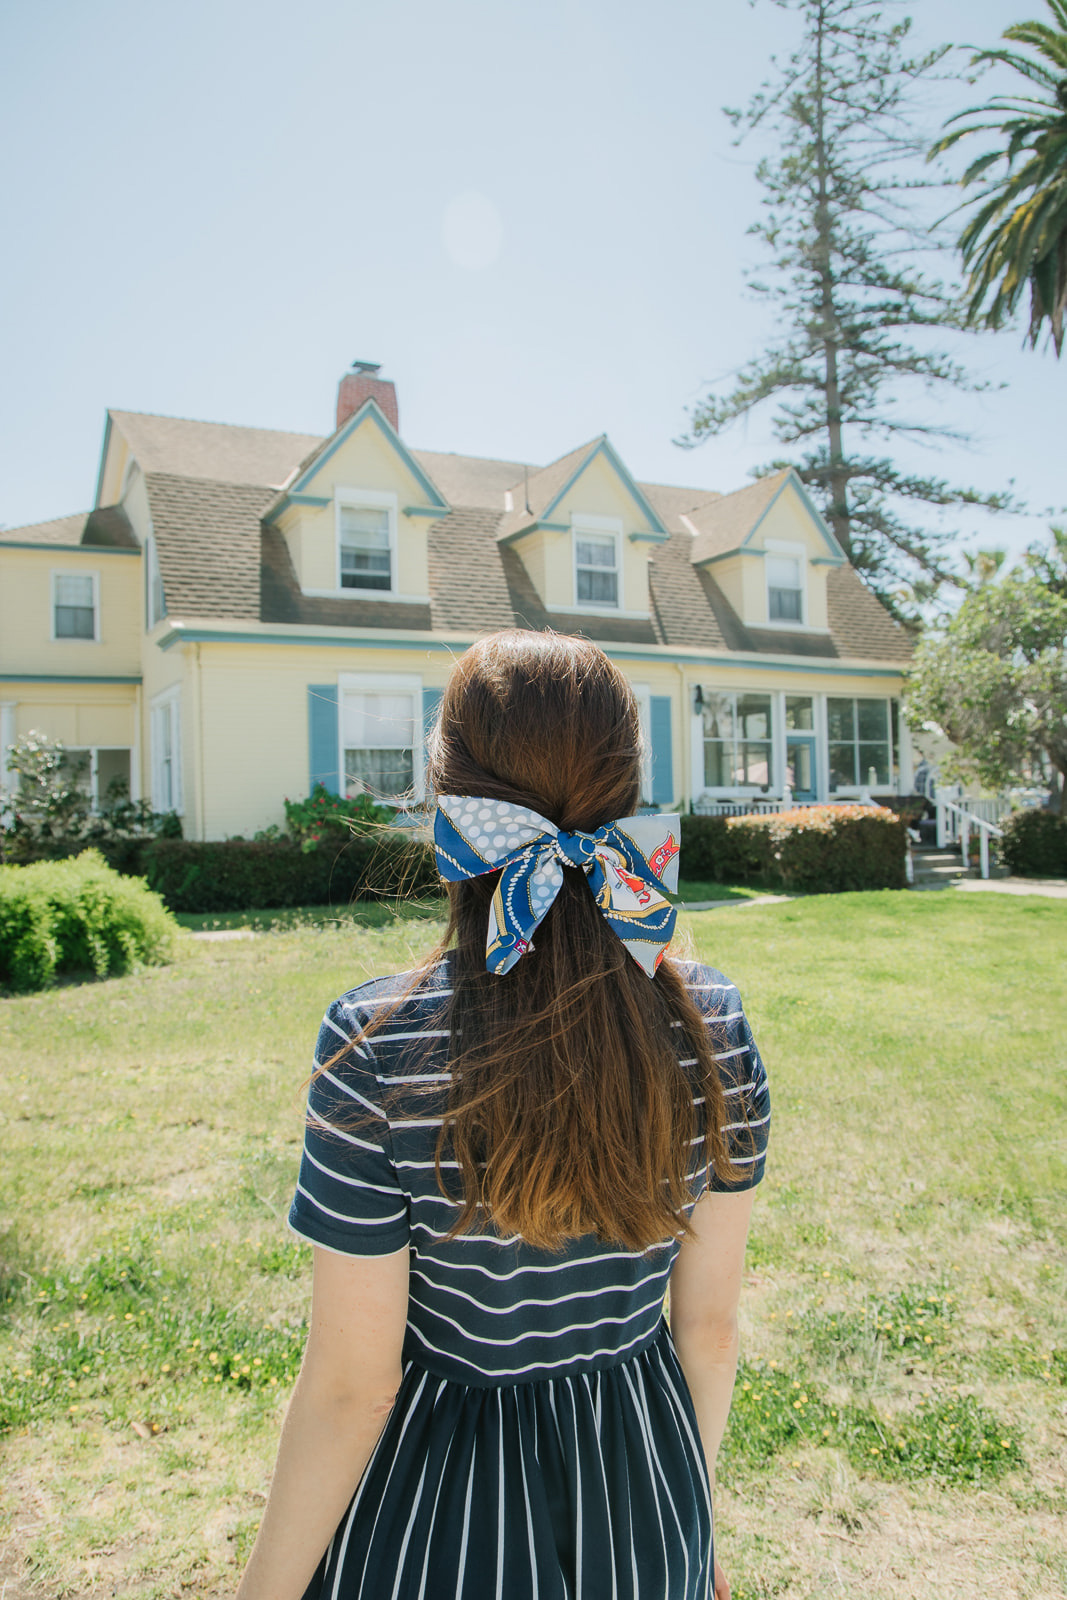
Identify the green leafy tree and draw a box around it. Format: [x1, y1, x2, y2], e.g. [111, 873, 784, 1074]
[680, 0, 1020, 611]
[932, 0, 1067, 355]
[904, 530, 1067, 812]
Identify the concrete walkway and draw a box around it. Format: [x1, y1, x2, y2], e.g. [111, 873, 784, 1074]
[953, 876, 1067, 899]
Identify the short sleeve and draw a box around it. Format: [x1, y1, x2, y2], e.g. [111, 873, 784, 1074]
[287, 999, 410, 1256]
[686, 965, 770, 1193]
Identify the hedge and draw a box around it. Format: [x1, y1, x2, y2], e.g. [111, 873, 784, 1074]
[679, 806, 907, 893]
[0, 850, 178, 993]
[998, 809, 1067, 878]
[137, 827, 440, 914]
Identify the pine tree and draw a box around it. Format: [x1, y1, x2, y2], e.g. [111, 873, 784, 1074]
[680, 0, 1020, 611]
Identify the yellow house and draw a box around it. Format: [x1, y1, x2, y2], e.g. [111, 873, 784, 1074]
[0, 363, 913, 840]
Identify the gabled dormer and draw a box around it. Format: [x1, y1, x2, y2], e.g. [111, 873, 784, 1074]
[684, 468, 845, 632]
[264, 365, 448, 604]
[496, 436, 667, 618]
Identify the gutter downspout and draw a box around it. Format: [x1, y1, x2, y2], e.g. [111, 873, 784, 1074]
[675, 662, 690, 811]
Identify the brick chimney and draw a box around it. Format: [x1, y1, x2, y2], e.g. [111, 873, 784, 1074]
[336, 361, 399, 433]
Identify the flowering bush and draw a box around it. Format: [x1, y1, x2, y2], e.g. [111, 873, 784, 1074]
[680, 805, 906, 892]
[283, 784, 396, 851]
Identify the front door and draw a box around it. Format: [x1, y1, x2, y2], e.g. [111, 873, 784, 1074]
[786, 734, 817, 802]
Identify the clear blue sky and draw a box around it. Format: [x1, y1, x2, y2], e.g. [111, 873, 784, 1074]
[0, 0, 1060, 566]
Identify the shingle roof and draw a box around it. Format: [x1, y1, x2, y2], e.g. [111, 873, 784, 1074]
[686, 471, 792, 564]
[110, 411, 322, 488]
[4, 407, 907, 664]
[827, 565, 913, 663]
[0, 512, 95, 546]
[145, 474, 273, 620]
[410, 450, 530, 509]
[496, 438, 604, 540]
[0, 504, 137, 549]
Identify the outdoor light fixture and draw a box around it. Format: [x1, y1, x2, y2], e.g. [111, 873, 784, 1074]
[693, 686, 705, 713]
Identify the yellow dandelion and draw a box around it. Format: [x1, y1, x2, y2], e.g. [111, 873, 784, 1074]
[161, 1364, 171, 1374]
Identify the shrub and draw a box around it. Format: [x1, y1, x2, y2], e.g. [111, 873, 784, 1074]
[680, 806, 906, 893]
[999, 808, 1067, 877]
[139, 829, 438, 914]
[283, 783, 395, 848]
[0, 851, 178, 993]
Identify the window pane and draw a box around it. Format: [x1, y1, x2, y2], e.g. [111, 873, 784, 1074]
[341, 547, 391, 590]
[827, 699, 855, 743]
[739, 741, 771, 785]
[858, 743, 890, 786]
[856, 698, 889, 741]
[55, 606, 95, 638]
[342, 693, 414, 749]
[766, 555, 800, 589]
[701, 693, 734, 742]
[58, 750, 91, 793]
[97, 749, 131, 806]
[737, 694, 771, 740]
[345, 747, 413, 799]
[575, 536, 615, 568]
[828, 743, 857, 789]
[785, 696, 814, 731]
[340, 507, 390, 546]
[56, 575, 93, 606]
[576, 568, 618, 604]
[769, 586, 802, 621]
[703, 742, 733, 787]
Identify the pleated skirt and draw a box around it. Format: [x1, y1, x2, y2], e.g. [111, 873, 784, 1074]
[307, 1320, 712, 1600]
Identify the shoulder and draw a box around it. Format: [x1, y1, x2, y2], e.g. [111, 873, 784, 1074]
[670, 958, 742, 1017]
[329, 956, 452, 1030]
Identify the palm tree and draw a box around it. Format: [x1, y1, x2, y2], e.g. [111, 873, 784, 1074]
[931, 0, 1067, 355]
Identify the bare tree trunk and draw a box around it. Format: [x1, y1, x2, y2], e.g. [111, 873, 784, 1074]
[813, 2, 852, 556]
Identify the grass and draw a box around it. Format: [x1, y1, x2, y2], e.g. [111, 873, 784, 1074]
[0, 891, 1064, 1598]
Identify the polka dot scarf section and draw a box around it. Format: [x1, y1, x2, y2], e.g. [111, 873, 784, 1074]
[433, 796, 682, 977]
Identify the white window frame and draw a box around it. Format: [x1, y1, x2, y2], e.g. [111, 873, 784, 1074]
[150, 687, 183, 815]
[692, 687, 776, 798]
[338, 671, 423, 803]
[51, 569, 100, 643]
[572, 515, 622, 612]
[334, 488, 397, 597]
[825, 694, 895, 795]
[763, 539, 807, 628]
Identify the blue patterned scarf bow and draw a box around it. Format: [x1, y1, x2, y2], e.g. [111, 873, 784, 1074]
[434, 796, 682, 977]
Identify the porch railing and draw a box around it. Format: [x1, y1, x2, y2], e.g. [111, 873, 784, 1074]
[691, 787, 881, 818]
[933, 785, 1005, 880]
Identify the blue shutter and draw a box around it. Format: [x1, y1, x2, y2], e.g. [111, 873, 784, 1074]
[650, 695, 674, 805]
[308, 684, 340, 795]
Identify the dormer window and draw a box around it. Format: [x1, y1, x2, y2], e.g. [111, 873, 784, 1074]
[337, 491, 396, 592]
[573, 519, 621, 609]
[766, 544, 805, 624]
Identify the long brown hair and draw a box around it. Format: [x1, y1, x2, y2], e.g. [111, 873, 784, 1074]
[412, 630, 746, 1252]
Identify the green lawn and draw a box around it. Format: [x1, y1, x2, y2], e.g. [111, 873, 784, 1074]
[1, 892, 1064, 1599]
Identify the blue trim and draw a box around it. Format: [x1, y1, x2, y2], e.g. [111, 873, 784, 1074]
[742, 471, 846, 562]
[289, 493, 332, 507]
[0, 541, 139, 556]
[284, 401, 449, 512]
[539, 438, 668, 537]
[0, 674, 142, 684]
[700, 547, 766, 566]
[404, 505, 448, 519]
[628, 531, 669, 545]
[93, 412, 113, 509]
[152, 625, 905, 678]
[497, 518, 573, 545]
[650, 695, 674, 805]
[811, 556, 845, 566]
[308, 684, 340, 795]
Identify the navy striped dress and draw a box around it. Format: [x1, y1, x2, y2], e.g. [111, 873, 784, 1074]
[288, 956, 769, 1600]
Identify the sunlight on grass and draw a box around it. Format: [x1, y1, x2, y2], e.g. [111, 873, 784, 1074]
[0, 891, 1064, 1597]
